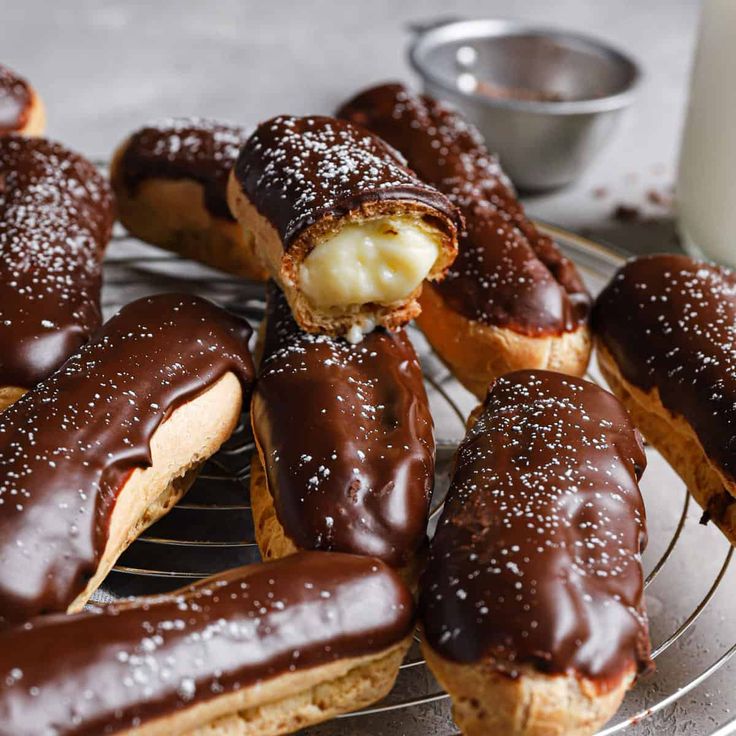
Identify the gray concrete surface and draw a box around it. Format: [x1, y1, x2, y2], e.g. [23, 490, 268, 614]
[3, 0, 699, 254]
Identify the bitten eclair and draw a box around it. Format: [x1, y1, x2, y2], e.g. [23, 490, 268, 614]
[0, 552, 414, 736]
[338, 83, 591, 395]
[228, 115, 460, 341]
[420, 371, 651, 736]
[0, 293, 254, 626]
[110, 118, 267, 280]
[0, 63, 45, 136]
[594, 254, 736, 545]
[0, 136, 113, 410]
[250, 282, 434, 577]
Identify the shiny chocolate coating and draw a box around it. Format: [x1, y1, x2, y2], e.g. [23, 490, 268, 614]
[252, 283, 434, 567]
[0, 136, 113, 389]
[0, 552, 413, 736]
[0, 64, 31, 134]
[233, 114, 460, 249]
[117, 118, 250, 220]
[0, 294, 254, 626]
[338, 83, 590, 336]
[594, 254, 736, 483]
[420, 370, 651, 683]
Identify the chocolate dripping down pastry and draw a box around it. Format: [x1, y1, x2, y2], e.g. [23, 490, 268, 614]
[338, 83, 591, 396]
[250, 281, 434, 580]
[420, 370, 651, 736]
[110, 118, 267, 279]
[594, 253, 736, 546]
[228, 114, 461, 342]
[0, 293, 255, 626]
[0, 135, 113, 410]
[0, 552, 414, 736]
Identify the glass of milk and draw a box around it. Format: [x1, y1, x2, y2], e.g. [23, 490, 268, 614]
[677, 0, 736, 267]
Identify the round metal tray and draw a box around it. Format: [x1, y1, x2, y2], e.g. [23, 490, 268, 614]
[94, 222, 736, 736]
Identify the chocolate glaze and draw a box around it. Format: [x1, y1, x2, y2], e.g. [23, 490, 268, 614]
[0, 64, 31, 134]
[594, 254, 736, 482]
[0, 294, 254, 626]
[0, 136, 113, 389]
[233, 114, 460, 249]
[0, 551, 413, 736]
[420, 370, 651, 684]
[338, 83, 590, 336]
[252, 283, 434, 567]
[118, 118, 250, 220]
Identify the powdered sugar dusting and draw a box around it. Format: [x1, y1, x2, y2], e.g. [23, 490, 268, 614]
[129, 118, 248, 169]
[0, 553, 412, 733]
[253, 285, 434, 566]
[120, 118, 250, 219]
[338, 84, 589, 331]
[0, 136, 113, 387]
[235, 115, 452, 246]
[420, 370, 650, 680]
[595, 253, 736, 486]
[0, 294, 253, 625]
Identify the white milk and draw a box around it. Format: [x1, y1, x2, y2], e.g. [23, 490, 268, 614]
[677, 0, 736, 266]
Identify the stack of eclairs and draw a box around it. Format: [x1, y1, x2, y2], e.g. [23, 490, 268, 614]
[3, 63, 731, 736]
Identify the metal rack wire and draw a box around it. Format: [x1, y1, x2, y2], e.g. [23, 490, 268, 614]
[94, 223, 736, 736]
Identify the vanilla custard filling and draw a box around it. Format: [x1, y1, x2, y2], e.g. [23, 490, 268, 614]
[299, 218, 441, 309]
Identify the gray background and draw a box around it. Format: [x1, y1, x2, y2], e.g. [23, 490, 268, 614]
[3, 0, 699, 255]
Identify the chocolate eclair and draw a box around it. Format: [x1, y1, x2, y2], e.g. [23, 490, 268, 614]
[338, 83, 591, 395]
[250, 282, 434, 577]
[110, 118, 267, 279]
[594, 253, 736, 545]
[420, 370, 651, 736]
[0, 135, 113, 410]
[228, 115, 460, 341]
[0, 63, 45, 136]
[0, 293, 254, 626]
[0, 552, 414, 736]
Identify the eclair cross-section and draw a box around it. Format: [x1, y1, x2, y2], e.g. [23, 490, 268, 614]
[227, 115, 461, 341]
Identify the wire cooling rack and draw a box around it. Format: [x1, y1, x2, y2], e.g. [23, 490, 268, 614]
[93, 221, 736, 736]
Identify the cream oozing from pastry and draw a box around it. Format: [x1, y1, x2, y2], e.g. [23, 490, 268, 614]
[299, 218, 440, 309]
